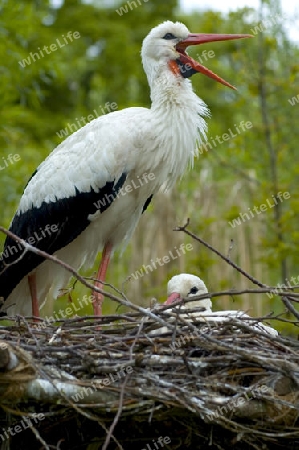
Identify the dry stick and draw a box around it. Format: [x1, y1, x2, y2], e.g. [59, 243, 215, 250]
[27, 423, 51, 450]
[159, 289, 299, 305]
[174, 219, 299, 320]
[101, 375, 129, 450]
[0, 406, 51, 450]
[174, 219, 266, 288]
[21, 316, 43, 350]
[2, 226, 298, 322]
[281, 296, 299, 321]
[24, 348, 123, 450]
[100, 307, 146, 450]
[2, 225, 298, 304]
[0, 227, 177, 447]
[0, 227, 177, 331]
[101, 317, 141, 450]
[19, 346, 117, 446]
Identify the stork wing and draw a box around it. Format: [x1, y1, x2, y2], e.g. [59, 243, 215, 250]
[0, 107, 151, 301]
[0, 168, 127, 301]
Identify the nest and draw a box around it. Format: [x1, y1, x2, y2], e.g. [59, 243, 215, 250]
[0, 303, 299, 450]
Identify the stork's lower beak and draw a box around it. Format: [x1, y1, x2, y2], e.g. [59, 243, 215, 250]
[176, 33, 252, 89]
[164, 292, 181, 305]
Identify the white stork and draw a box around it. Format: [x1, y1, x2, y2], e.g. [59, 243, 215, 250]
[0, 21, 250, 317]
[165, 274, 278, 336]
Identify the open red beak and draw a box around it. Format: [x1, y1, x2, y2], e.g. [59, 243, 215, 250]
[176, 33, 252, 89]
[164, 292, 181, 306]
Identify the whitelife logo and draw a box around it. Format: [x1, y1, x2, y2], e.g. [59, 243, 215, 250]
[116, 0, 149, 16]
[267, 274, 299, 299]
[250, 13, 283, 36]
[56, 102, 118, 138]
[228, 191, 290, 228]
[140, 436, 171, 450]
[71, 366, 133, 402]
[130, 243, 193, 280]
[0, 153, 21, 171]
[206, 385, 268, 421]
[0, 224, 59, 261]
[18, 31, 81, 68]
[0, 414, 45, 442]
[93, 173, 155, 211]
[288, 94, 299, 106]
[198, 121, 253, 154]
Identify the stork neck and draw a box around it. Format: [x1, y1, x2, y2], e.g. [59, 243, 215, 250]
[150, 72, 197, 110]
[141, 69, 209, 190]
[148, 71, 209, 126]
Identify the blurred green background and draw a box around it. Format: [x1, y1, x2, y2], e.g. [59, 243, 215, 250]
[1, 0, 299, 335]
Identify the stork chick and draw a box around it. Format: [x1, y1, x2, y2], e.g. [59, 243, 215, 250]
[165, 274, 278, 336]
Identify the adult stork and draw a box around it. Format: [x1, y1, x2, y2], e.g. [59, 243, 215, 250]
[0, 21, 250, 317]
[165, 274, 278, 336]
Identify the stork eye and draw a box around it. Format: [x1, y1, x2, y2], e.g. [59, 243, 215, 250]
[189, 286, 199, 295]
[163, 33, 176, 40]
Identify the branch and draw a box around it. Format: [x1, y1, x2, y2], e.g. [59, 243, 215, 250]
[174, 220, 299, 318]
[0, 227, 179, 332]
[174, 219, 267, 288]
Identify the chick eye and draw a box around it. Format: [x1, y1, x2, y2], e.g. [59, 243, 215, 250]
[163, 33, 176, 40]
[189, 286, 199, 295]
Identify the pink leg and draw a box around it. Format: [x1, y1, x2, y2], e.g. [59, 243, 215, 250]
[92, 242, 113, 316]
[28, 273, 40, 320]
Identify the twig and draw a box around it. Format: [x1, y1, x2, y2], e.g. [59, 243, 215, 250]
[227, 239, 234, 259]
[101, 375, 128, 450]
[0, 227, 179, 332]
[174, 220, 299, 318]
[281, 296, 299, 321]
[27, 422, 50, 450]
[174, 219, 267, 288]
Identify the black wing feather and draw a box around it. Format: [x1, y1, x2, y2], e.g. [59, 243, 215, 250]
[142, 195, 153, 213]
[0, 173, 127, 300]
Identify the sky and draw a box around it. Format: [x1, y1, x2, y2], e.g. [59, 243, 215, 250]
[182, 0, 259, 12]
[51, 0, 299, 42]
[180, 0, 299, 42]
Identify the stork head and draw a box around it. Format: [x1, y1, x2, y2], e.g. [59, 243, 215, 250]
[165, 273, 212, 312]
[141, 20, 251, 89]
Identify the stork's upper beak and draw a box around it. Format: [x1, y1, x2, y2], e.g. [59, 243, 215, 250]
[164, 292, 181, 305]
[176, 33, 252, 89]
